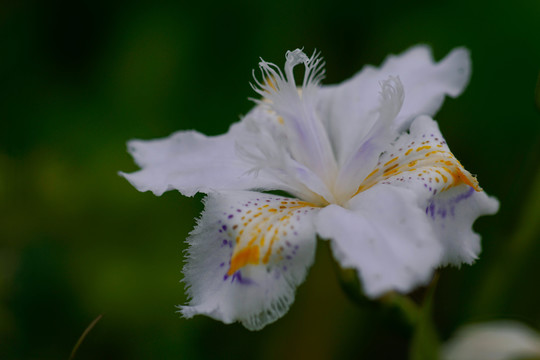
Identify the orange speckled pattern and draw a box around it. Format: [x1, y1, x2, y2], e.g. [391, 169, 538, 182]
[218, 196, 319, 277]
[355, 122, 481, 197]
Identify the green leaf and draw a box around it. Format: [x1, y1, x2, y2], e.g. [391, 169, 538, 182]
[409, 280, 440, 360]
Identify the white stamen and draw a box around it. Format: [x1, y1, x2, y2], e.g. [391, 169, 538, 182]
[242, 49, 337, 204]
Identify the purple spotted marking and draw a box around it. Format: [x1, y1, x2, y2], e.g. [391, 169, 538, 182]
[426, 202, 436, 218]
[222, 225, 227, 231]
[231, 271, 255, 285]
[437, 208, 447, 218]
[427, 187, 474, 220]
[220, 262, 225, 267]
[452, 186, 475, 204]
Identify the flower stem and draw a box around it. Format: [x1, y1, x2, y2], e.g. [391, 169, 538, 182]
[69, 314, 103, 360]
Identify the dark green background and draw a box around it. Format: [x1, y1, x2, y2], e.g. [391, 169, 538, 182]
[2, 0, 539, 359]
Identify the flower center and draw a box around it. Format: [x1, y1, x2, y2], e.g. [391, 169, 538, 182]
[243, 49, 478, 208]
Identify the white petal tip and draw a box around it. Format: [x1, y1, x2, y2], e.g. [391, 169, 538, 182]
[442, 321, 540, 360]
[286, 48, 309, 66]
[439, 46, 472, 97]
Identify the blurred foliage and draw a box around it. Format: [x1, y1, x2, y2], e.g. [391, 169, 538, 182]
[1, 0, 540, 359]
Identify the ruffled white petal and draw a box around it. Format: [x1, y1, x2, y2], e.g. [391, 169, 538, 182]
[367, 115, 499, 264]
[120, 123, 288, 197]
[237, 105, 337, 205]
[316, 184, 443, 298]
[318, 45, 470, 167]
[385, 46, 471, 131]
[426, 185, 498, 265]
[442, 321, 540, 360]
[332, 76, 403, 203]
[180, 191, 319, 330]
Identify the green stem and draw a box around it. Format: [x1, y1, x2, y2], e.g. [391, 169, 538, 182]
[380, 291, 422, 327]
[327, 239, 442, 359]
[69, 314, 103, 360]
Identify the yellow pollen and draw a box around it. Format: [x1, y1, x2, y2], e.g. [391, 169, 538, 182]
[384, 157, 399, 166]
[416, 145, 432, 152]
[223, 199, 323, 278]
[383, 167, 400, 177]
[435, 170, 448, 183]
[365, 168, 379, 180]
[262, 233, 278, 264]
[248, 235, 258, 246]
[228, 245, 260, 276]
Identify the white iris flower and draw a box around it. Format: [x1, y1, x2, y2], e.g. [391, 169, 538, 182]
[442, 321, 540, 360]
[121, 46, 499, 330]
